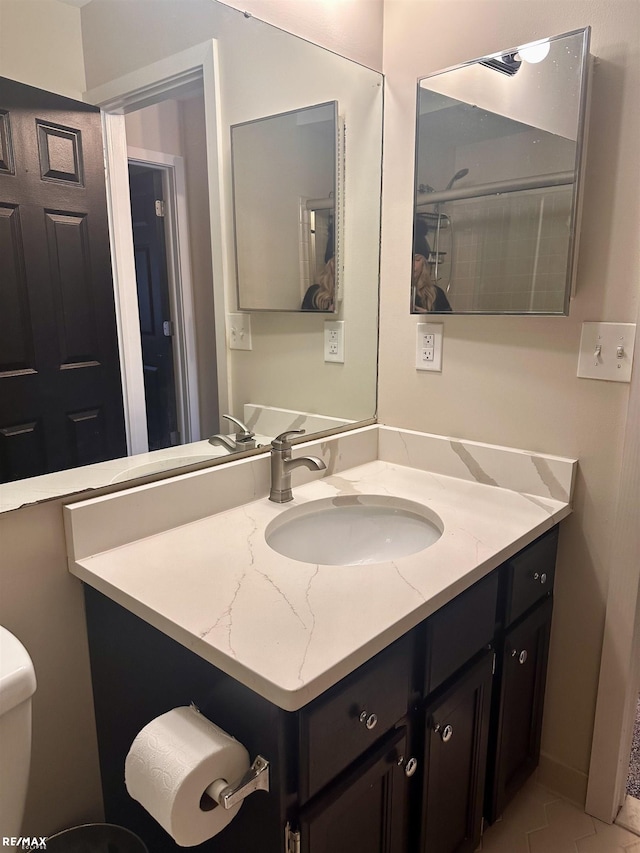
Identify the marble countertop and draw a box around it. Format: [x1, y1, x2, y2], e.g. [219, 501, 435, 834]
[67, 441, 573, 711]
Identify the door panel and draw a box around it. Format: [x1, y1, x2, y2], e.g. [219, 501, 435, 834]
[421, 651, 493, 853]
[129, 165, 178, 451]
[0, 76, 126, 482]
[299, 727, 410, 853]
[486, 597, 553, 822]
[0, 203, 34, 374]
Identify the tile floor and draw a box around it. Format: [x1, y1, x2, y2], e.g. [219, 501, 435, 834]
[480, 778, 640, 853]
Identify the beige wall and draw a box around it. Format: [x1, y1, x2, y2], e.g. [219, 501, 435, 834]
[124, 99, 185, 156]
[0, 502, 103, 835]
[182, 94, 220, 437]
[125, 96, 220, 437]
[380, 0, 640, 802]
[0, 0, 85, 98]
[223, 0, 384, 71]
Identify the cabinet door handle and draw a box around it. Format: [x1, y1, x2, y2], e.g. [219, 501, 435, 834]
[396, 756, 418, 777]
[533, 572, 548, 584]
[405, 757, 418, 777]
[433, 723, 453, 742]
[359, 711, 378, 730]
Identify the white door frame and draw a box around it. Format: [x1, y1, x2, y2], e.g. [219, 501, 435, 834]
[85, 41, 230, 455]
[585, 313, 640, 823]
[127, 147, 201, 445]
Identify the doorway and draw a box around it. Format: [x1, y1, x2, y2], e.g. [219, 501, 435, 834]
[128, 163, 180, 451]
[121, 89, 218, 454]
[91, 41, 228, 458]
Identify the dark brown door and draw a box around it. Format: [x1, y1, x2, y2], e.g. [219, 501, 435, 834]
[128, 164, 179, 451]
[486, 596, 553, 822]
[299, 727, 410, 853]
[420, 650, 493, 853]
[0, 77, 126, 482]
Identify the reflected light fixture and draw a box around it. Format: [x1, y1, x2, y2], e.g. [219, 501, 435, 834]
[516, 39, 551, 64]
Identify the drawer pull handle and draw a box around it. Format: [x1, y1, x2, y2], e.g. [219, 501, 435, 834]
[359, 711, 378, 730]
[533, 572, 548, 584]
[396, 756, 419, 777]
[434, 723, 453, 742]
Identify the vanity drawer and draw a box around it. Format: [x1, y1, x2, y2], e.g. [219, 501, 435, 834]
[298, 633, 412, 801]
[423, 570, 499, 696]
[502, 526, 558, 627]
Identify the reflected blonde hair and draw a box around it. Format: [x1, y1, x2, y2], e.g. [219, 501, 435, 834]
[412, 253, 437, 312]
[311, 257, 335, 311]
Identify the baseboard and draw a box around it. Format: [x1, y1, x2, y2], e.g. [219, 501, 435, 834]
[537, 753, 589, 807]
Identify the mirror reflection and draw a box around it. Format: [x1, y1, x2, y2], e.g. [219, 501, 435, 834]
[0, 0, 382, 512]
[412, 28, 590, 315]
[233, 101, 339, 312]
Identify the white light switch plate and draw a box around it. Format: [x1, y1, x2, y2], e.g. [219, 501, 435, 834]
[228, 313, 252, 350]
[416, 322, 443, 372]
[577, 322, 636, 382]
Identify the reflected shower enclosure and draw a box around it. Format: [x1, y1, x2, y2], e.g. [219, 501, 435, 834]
[232, 101, 339, 312]
[412, 28, 591, 315]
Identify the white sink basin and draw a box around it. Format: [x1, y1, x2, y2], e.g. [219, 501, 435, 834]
[265, 495, 442, 566]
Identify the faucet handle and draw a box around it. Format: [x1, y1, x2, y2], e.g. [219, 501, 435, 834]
[272, 429, 305, 450]
[222, 414, 254, 440]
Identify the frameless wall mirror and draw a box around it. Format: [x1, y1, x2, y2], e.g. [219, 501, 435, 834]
[412, 27, 591, 315]
[0, 0, 382, 513]
[233, 101, 340, 312]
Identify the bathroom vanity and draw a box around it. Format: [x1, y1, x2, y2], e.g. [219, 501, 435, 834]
[65, 425, 574, 853]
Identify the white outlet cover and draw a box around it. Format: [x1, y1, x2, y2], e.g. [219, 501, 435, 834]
[416, 323, 443, 372]
[324, 320, 345, 363]
[577, 322, 636, 382]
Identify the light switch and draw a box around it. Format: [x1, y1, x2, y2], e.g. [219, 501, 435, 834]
[416, 323, 443, 372]
[577, 322, 636, 382]
[228, 313, 252, 350]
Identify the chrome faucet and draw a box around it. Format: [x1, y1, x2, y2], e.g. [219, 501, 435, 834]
[209, 415, 256, 453]
[269, 430, 326, 503]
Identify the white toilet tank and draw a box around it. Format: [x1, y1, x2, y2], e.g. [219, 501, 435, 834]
[0, 626, 37, 837]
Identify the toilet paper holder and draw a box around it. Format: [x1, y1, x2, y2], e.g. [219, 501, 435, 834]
[206, 755, 270, 810]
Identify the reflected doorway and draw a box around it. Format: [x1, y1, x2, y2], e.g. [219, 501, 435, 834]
[129, 164, 179, 451]
[122, 90, 220, 454]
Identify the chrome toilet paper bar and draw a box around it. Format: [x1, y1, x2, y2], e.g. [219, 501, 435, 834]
[206, 755, 270, 810]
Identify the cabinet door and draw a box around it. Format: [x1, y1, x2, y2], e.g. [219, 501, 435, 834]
[298, 727, 411, 853]
[420, 651, 493, 853]
[486, 596, 553, 822]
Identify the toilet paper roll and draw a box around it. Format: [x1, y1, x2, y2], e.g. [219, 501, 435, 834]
[125, 706, 250, 847]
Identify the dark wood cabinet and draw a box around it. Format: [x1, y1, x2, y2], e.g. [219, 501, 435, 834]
[298, 634, 412, 802]
[297, 727, 410, 853]
[83, 524, 559, 853]
[420, 651, 494, 853]
[485, 596, 553, 823]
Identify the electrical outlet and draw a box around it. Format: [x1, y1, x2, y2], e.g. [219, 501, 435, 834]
[228, 313, 252, 350]
[324, 320, 345, 363]
[416, 323, 443, 372]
